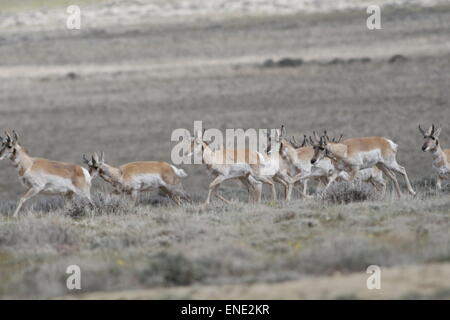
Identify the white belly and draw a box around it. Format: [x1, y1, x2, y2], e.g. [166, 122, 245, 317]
[23, 172, 75, 194]
[130, 174, 165, 191]
[357, 150, 383, 168]
[433, 164, 450, 178]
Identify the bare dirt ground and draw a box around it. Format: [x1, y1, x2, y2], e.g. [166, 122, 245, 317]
[0, 1, 450, 299]
[63, 262, 450, 300]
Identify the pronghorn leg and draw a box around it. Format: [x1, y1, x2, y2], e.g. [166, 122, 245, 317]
[130, 189, 139, 204]
[74, 189, 94, 209]
[256, 177, 277, 201]
[163, 185, 190, 206]
[302, 179, 309, 197]
[205, 175, 228, 204]
[386, 161, 416, 196]
[322, 172, 339, 192]
[372, 177, 387, 197]
[239, 177, 254, 202]
[12, 187, 41, 218]
[248, 175, 262, 203]
[436, 176, 443, 190]
[377, 164, 401, 198]
[213, 184, 232, 204]
[276, 178, 289, 201]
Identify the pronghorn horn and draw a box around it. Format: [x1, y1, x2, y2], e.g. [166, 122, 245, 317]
[4, 131, 12, 142]
[313, 131, 320, 143]
[323, 130, 330, 142]
[431, 124, 436, 136]
[309, 136, 315, 145]
[301, 134, 308, 147]
[418, 124, 426, 136]
[93, 152, 99, 163]
[424, 125, 433, 137]
[83, 154, 90, 165]
[12, 130, 18, 142]
[280, 125, 286, 137]
[290, 136, 299, 148]
[336, 134, 344, 143]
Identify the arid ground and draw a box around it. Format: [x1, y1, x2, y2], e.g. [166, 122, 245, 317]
[0, 1, 449, 299]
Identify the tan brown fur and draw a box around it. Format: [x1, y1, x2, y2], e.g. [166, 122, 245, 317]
[30, 159, 89, 190]
[340, 137, 396, 158]
[120, 161, 181, 185]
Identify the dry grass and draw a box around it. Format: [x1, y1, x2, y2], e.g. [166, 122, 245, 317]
[0, 185, 450, 299]
[0, 5, 449, 299]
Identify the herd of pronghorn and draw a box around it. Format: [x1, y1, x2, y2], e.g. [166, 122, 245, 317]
[0, 124, 449, 218]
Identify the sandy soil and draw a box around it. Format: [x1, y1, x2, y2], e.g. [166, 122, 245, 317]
[62, 262, 450, 299]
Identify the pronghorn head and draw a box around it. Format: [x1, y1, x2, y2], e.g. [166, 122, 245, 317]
[0, 130, 20, 161]
[419, 124, 441, 152]
[278, 125, 296, 158]
[83, 152, 105, 178]
[310, 132, 327, 165]
[310, 131, 343, 164]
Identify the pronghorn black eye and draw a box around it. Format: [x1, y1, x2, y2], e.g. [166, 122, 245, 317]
[431, 137, 436, 140]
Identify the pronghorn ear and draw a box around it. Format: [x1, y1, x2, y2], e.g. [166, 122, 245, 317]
[418, 124, 426, 136]
[93, 152, 100, 163]
[83, 154, 91, 166]
[425, 125, 433, 137]
[100, 151, 105, 163]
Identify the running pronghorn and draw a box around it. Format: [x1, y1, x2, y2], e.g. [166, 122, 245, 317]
[0, 130, 93, 217]
[262, 128, 297, 201]
[84, 153, 190, 205]
[183, 130, 277, 204]
[277, 127, 336, 199]
[310, 132, 386, 194]
[418, 124, 450, 190]
[309, 132, 416, 198]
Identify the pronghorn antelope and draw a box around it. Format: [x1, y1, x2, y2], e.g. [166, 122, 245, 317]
[277, 127, 336, 199]
[84, 153, 190, 205]
[183, 130, 277, 204]
[0, 131, 93, 217]
[309, 132, 386, 194]
[260, 128, 297, 201]
[310, 133, 415, 197]
[419, 124, 450, 189]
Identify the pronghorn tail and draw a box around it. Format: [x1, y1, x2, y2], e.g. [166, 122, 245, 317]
[171, 165, 188, 178]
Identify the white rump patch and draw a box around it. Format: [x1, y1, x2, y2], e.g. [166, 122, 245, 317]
[386, 139, 398, 152]
[130, 173, 166, 191]
[171, 165, 188, 178]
